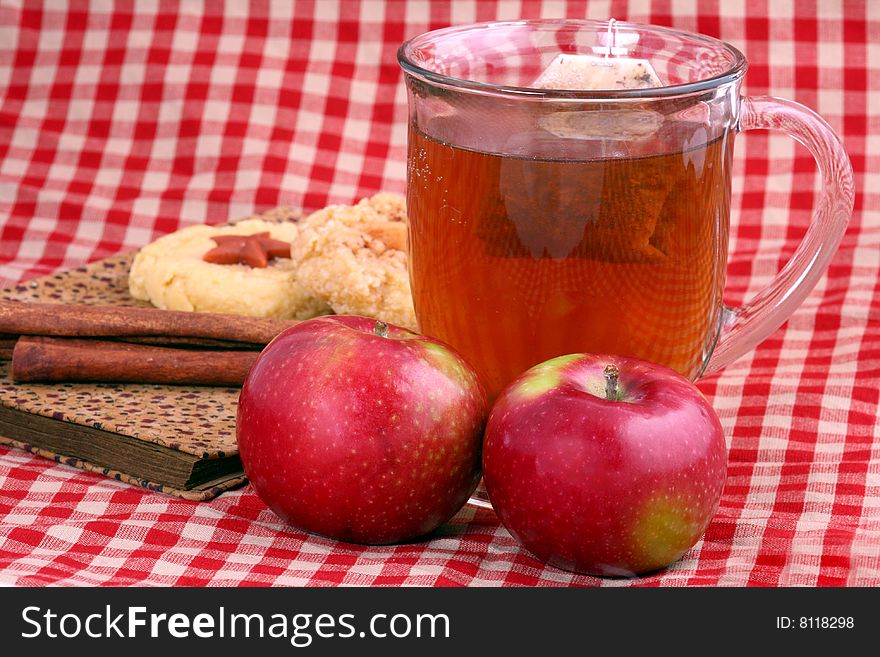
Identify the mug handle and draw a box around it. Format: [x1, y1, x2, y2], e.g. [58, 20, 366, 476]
[701, 96, 854, 376]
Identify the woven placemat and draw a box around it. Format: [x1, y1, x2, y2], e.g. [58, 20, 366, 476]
[0, 207, 301, 500]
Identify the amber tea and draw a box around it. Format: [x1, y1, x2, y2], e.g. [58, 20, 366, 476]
[407, 122, 734, 399]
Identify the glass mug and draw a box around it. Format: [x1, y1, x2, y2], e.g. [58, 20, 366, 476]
[399, 19, 853, 405]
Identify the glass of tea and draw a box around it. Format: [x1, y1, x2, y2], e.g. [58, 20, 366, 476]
[399, 19, 853, 402]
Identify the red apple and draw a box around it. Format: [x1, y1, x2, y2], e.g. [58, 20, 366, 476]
[482, 353, 727, 576]
[237, 315, 487, 545]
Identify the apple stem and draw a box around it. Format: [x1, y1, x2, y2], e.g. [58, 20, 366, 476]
[603, 364, 620, 401]
[373, 320, 389, 338]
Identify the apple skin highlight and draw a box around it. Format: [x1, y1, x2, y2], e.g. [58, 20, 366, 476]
[237, 315, 488, 545]
[482, 353, 727, 577]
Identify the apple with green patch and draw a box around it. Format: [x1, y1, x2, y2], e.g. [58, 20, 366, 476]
[237, 315, 488, 545]
[482, 353, 727, 576]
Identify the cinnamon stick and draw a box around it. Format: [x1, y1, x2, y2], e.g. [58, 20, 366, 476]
[0, 300, 298, 345]
[112, 335, 265, 350]
[3, 333, 257, 354]
[12, 336, 258, 386]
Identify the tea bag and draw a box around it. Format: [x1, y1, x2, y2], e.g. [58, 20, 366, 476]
[537, 108, 662, 141]
[532, 18, 662, 91]
[532, 50, 663, 141]
[532, 53, 662, 91]
[532, 20, 663, 142]
[532, 53, 663, 140]
[494, 145, 678, 263]
[485, 23, 677, 263]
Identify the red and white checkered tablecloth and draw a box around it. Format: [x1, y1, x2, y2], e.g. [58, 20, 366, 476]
[0, 0, 877, 587]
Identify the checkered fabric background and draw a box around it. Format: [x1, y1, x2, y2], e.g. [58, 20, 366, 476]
[0, 0, 877, 586]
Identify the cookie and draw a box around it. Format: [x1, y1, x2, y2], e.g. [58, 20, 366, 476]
[293, 193, 416, 330]
[129, 211, 330, 320]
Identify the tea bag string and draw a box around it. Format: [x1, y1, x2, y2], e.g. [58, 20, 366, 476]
[604, 18, 618, 61]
